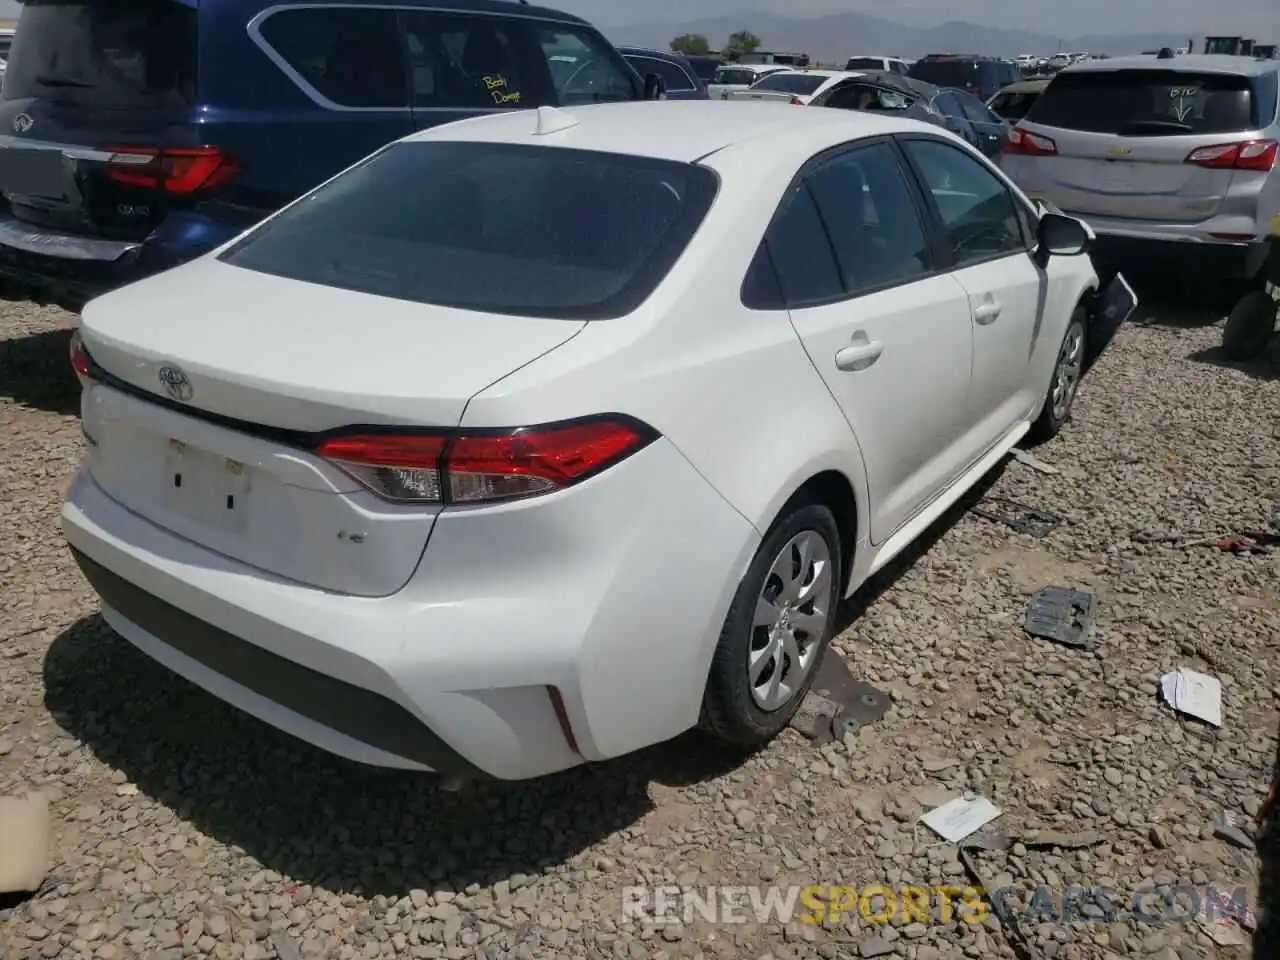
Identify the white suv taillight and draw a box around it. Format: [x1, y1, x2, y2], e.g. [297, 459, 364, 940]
[1185, 139, 1277, 171]
[315, 417, 658, 505]
[1005, 126, 1058, 155]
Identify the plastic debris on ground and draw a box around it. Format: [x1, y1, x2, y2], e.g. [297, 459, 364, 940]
[970, 496, 1063, 538]
[1010, 448, 1059, 474]
[920, 795, 1002, 842]
[1023, 586, 1098, 649]
[1160, 667, 1223, 727]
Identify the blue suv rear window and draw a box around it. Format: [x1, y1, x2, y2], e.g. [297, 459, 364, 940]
[3, 0, 197, 108]
[218, 141, 718, 320]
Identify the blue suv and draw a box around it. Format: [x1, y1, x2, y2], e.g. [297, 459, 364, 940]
[0, 0, 659, 311]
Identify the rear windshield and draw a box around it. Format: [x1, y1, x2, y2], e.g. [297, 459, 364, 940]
[845, 58, 885, 71]
[714, 67, 759, 86]
[3, 0, 197, 108]
[909, 59, 982, 87]
[1025, 70, 1261, 135]
[752, 73, 825, 94]
[220, 142, 719, 320]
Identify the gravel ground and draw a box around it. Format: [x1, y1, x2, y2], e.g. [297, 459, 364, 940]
[1, 296, 1278, 960]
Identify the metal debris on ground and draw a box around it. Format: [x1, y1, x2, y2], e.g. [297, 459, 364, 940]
[1132, 527, 1279, 553]
[1023, 586, 1098, 649]
[1160, 667, 1223, 727]
[789, 652, 890, 744]
[1010, 448, 1059, 474]
[970, 497, 1063, 538]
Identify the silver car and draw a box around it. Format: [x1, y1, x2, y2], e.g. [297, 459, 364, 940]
[1000, 53, 1279, 294]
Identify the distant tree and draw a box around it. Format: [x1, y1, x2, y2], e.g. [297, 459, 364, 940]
[670, 33, 711, 56]
[726, 30, 762, 57]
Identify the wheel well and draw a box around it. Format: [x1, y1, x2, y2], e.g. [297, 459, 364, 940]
[790, 470, 858, 591]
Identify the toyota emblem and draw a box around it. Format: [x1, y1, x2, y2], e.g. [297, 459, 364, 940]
[157, 365, 193, 402]
[11, 113, 33, 134]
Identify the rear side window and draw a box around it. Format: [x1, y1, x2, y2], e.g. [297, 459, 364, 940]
[3, 0, 197, 107]
[257, 7, 407, 108]
[758, 183, 843, 306]
[752, 73, 826, 95]
[400, 12, 547, 108]
[219, 141, 717, 320]
[1026, 70, 1262, 135]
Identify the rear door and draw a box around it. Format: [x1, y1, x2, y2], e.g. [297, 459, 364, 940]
[1015, 69, 1271, 222]
[0, 0, 207, 243]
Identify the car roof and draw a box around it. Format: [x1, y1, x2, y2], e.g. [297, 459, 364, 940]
[407, 100, 940, 163]
[217, 0, 591, 24]
[1064, 53, 1279, 76]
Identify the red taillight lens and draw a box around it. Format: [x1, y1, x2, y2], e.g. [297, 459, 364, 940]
[1005, 126, 1057, 155]
[315, 418, 656, 505]
[1185, 140, 1277, 171]
[101, 145, 239, 195]
[69, 329, 95, 380]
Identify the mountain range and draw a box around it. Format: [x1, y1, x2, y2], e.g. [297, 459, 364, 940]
[601, 10, 1200, 62]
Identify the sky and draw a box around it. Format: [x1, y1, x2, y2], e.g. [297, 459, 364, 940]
[0, 0, 1273, 43]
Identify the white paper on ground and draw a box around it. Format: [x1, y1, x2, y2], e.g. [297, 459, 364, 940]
[920, 795, 1002, 843]
[1160, 667, 1223, 727]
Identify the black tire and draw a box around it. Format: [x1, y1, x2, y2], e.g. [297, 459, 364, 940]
[700, 500, 842, 747]
[1025, 307, 1087, 447]
[1222, 290, 1277, 361]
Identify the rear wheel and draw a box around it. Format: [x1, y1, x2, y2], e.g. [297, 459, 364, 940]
[1025, 308, 1086, 446]
[700, 501, 841, 747]
[1221, 290, 1277, 361]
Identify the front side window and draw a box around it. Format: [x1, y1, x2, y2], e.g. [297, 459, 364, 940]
[219, 141, 716, 320]
[257, 7, 407, 108]
[625, 55, 694, 92]
[901, 138, 1027, 267]
[536, 25, 638, 105]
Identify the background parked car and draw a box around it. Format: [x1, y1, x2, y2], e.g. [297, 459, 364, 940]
[683, 55, 723, 87]
[988, 77, 1051, 122]
[844, 55, 910, 75]
[909, 54, 1018, 100]
[0, 0, 660, 313]
[726, 69, 859, 106]
[1000, 52, 1280, 308]
[707, 63, 787, 100]
[618, 47, 709, 100]
[810, 72, 1008, 158]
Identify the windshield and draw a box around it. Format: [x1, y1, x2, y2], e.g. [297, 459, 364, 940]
[909, 59, 980, 88]
[1026, 70, 1261, 135]
[3, 0, 197, 108]
[752, 73, 825, 94]
[220, 142, 719, 320]
[714, 67, 759, 86]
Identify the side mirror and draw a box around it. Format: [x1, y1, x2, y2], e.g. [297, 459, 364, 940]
[643, 73, 667, 100]
[1035, 212, 1093, 263]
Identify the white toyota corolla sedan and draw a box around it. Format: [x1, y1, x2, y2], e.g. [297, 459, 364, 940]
[62, 101, 1126, 782]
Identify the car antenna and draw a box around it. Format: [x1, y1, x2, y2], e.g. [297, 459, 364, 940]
[533, 105, 579, 135]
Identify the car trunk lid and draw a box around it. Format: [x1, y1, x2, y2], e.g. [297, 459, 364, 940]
[0, 0, 211, 247]
[1017, 68, 1266, 222]
[77, 257, 586, 595]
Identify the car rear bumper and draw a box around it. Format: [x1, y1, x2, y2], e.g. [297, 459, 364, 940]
[1086, 233, 1272, 282]
[61, 437, 757, 781]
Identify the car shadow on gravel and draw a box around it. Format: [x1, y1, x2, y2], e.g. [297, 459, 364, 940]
[1186, 345, 1279, 383]
[1125, 274, 1221, 329]
[1256, 717, 1280, 959]
[42, 615, 751, 898]
[0, 326, 80, 415]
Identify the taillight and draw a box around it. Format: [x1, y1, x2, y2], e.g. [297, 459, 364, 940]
[1185, 140, 1277, 171]
[314, 417, 658, 505]
[101, 145, 239, 195]
[1005, 126, 1057, 155]
[69, 329, 95, 380]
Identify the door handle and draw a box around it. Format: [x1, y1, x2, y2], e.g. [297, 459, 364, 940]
[974, 299, 1002, 324]
[834, 334, 884, 371]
